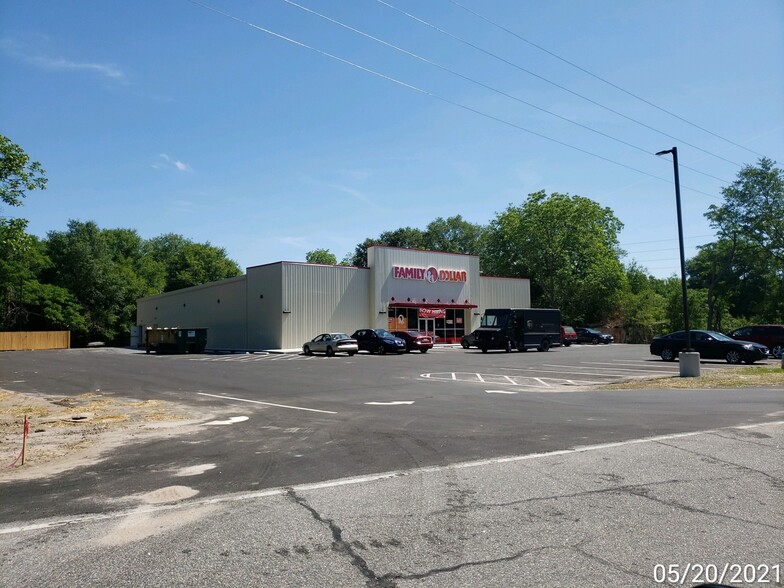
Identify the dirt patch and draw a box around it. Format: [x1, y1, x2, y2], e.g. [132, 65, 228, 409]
[0, 389, 209, 482]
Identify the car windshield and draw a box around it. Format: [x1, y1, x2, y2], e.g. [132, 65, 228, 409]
[331, 333, 350, 340]
[563, 327, 575, 333]
[374, 329, 393, 337]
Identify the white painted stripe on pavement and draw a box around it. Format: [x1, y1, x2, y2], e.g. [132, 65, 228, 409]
[197, 392, 337, 414]
[4, 420, 781, 536]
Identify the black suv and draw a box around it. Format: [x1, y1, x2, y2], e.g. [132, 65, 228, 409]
[728, 325, 784, 359]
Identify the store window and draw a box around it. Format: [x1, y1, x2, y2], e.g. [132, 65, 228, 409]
[389, 307, 465, 343]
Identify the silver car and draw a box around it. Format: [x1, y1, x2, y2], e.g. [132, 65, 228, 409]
[302, 333, 358, 357]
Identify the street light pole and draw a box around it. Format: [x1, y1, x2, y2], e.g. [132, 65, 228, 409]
[657, 146, 699, 376]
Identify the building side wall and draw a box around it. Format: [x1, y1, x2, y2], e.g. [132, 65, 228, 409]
[477, 277, 532, 331]
[136, 276, 248, 350]
[281, 264, 370, 349]
[246, 264, 284, 350]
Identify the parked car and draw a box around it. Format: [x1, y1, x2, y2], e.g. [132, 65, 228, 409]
[461, 330, 479, 349]
[575, 327, 614, 345]
[391, 330, 433, 353]
[560, 325, 578, 347]
[351, 329, 407, 354]
[302, 333, 358, 357]
[650, 329, 769, 364]
[727, 325, 784, 359]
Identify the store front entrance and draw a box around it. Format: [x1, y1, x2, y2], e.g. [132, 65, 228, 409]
[418, 317, 435, 339]
[389, 306, 468, 343]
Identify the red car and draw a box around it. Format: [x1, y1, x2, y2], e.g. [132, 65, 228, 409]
[391, 330, 434, 353]
[560, 325, 578, 347]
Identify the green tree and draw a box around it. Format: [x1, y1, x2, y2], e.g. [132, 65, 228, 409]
[143, 233, 241, 292]
[1, 135, 48, 328]
[484, 191, 625, 324]
[423, 215, 485, 255]
[306, 249, 337, 265]
[699, 158, 784, 323]
[706, 157, 784, 263]
[44, 221, 129, 343]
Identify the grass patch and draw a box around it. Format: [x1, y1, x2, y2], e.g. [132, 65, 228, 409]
[600, 365, 784, 390]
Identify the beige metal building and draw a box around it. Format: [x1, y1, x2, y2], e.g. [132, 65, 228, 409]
[136, 246, 531, 350]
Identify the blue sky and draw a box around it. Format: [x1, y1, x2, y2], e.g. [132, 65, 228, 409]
[2, 0, 782, 278]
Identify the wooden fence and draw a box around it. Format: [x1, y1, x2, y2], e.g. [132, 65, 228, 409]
[0, 331, 71, 351]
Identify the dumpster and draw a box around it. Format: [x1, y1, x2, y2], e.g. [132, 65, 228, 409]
[145, 327, 208, 354]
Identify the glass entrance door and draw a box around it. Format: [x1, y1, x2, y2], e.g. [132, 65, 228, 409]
[418, 318, 435, 339]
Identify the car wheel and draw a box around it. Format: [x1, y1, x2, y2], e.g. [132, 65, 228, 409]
[591, 336, 599, 345]
[461, 340, 469, 349]
[660, 347, 676, 362]
[303, 345, 312, 356]
[537, 339, 550, 352]
[505, 340, 513, 353]
[744, 359, 756, 365]
[481, 347, 488, 354]
[420, 348, 428, 353]
[325, 346, 334, 357]
[771, 344, 784, 359]
[563, 341, 571, 347]
[348, 351, 356, 356]
[726, 350, 742, 364]
[378, 344, 386, 355]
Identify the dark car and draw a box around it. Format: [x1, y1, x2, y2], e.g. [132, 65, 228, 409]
[560, 325, 578, 347]
[650, 329, 769, 364]
[575, 327, 614, 345]
[351, 329, 407, 355]
[461, 330, 479, 349]
[727, 325, 784, 359]
[391, 330, 434, 353]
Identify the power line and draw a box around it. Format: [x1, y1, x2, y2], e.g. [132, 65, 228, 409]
[373, 0, 743, 168]
[280, 0, 731, 185]
[184, 0, 720, 200]
[447, 0, 767, 160]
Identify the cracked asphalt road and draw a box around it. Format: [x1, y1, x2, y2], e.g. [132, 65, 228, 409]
[2, 421, 782, 587]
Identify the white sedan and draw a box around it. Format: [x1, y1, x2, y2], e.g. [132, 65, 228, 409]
[302, 333, 358, 357]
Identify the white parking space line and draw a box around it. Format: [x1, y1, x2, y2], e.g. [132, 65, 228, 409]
[573, 365, 680, 374]
[197, 392, 337, 414]
[421, 372, 602, 389]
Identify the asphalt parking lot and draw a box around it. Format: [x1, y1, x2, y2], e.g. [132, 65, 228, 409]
[2, 343, 781, 525]
[2, 344, 783, 587]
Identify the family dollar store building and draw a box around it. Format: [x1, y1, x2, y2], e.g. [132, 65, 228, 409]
[136, 246, 531, 351]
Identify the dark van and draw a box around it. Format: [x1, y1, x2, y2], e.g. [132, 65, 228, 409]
[475, 308, 562, 353]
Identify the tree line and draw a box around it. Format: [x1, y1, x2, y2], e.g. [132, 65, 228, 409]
[3, 134, 782, 345]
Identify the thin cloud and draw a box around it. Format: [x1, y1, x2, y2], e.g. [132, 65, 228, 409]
[2, 38, 125, 80]
[278, 236, 310, 250]
[156, 154, 193, 173]
[301, 176, 377, 207]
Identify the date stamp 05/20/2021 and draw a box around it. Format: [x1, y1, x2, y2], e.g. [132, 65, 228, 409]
[653, 563, 781, 585]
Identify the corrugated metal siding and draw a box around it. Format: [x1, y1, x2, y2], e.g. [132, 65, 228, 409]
[136, 276, 248, 349]
[478, 277, 531, 331]
[246, 263, 283, 349]
[281, 263, 370, 348]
